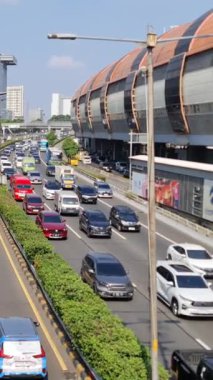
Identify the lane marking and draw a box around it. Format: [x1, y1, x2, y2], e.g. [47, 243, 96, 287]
[0, 231, 68, 371]
[196, 338, 211, 350]
[44, 203, 82, 239]
[111, 228, 126, 240]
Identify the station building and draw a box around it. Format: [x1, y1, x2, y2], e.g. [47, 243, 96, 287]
[70, 9, 213, 163]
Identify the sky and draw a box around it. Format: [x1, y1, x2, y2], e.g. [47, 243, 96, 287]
[1, 0, 212, 119]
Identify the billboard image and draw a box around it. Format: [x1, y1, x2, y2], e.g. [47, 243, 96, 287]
[132, 172, 180, 209]
[202, 179, 213, 222]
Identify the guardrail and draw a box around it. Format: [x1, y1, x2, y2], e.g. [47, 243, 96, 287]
[0, 215, 103, 380]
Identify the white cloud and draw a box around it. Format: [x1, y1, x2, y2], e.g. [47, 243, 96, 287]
[47, 55, 84, 69]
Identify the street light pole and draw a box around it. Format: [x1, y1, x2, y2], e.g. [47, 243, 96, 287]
[129, 128, 133, 191]
[146, 33, 158, 380]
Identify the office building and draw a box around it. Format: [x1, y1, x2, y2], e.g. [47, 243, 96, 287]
[0, 55, 17, 119]
[51, 93, 71, 117]
[28, 108, 44, 122]
[7, 85, 24, 119]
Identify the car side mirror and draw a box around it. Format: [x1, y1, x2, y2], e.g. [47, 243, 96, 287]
[167, 281, 174, 287]
[88, 268, 94, 274]
[33, 321, 40, 327]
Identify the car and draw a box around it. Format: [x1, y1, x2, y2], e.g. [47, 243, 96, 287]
[80, 252, 134, 299]
[166, 243, 213, 278]
[115, 161, 128, 173]
[46, 165, 55, 176]
[93, 180, 113, 198]
[35, 210, 68, 239]
[79, 209, 112, 238]
[0, 161, 12, 173]
[31, 153, 41, 164]
[156, 260, 213, 317]
[42, 180, 61, 199]
[123, 168, 130, 178]
[0, 316, 48, 379]
[23, 193, 44, 214]
[75, 185, 98, 204]
[109, 205, 141, 232]
[99, 161, 113, 172]
[27, 171, 42, 184]
[2, 167, 16, 179]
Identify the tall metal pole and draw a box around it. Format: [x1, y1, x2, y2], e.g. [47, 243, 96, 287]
[146, 33, 158, 380]
[129, 129, 133, 191]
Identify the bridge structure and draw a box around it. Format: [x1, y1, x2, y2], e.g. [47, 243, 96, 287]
[0, 120, 74, 139]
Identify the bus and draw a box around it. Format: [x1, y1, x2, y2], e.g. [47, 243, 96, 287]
[39, 139, 48, 152]
[46, 147, 63, 165]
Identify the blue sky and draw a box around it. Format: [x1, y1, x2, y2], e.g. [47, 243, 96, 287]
[1, 0, 212, 119]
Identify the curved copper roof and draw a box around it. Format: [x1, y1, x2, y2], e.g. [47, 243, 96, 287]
[72, 10, 213, 97]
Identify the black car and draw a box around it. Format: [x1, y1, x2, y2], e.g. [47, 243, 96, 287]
[109, 205, 141, 232]
[80, 252, 134, 299]
[2, 167, 16, 179]
[46, 165, 55, 176]
[79, 209, 111, 238]
[31, 153, 41, 163]
[75, 185, 97, 204]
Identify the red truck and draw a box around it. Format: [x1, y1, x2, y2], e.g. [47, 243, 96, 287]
[10, 175, 34, 201]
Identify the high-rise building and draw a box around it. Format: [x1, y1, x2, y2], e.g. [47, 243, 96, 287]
[51, 93, 71, 117]
[7, 85, 24, 120]
[28, 108, 44, 122]
[0, 55, 17, 119]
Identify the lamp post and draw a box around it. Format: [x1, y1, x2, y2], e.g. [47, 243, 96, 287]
[47, 30, 213, 380]
[48, 30, 159, 380]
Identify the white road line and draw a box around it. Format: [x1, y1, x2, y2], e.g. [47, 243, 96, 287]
[44, 203, 82, 239]
[196, 338, 211, 350]
[111, 228, 126, 240]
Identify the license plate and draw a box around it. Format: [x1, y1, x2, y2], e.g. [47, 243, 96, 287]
[33, 209, 38, 212]
[54, 234, 59, 237]
[114, 292, 124, 297]
[128, 227, 135, 230]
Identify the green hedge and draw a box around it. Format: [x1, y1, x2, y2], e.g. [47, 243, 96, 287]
[0, 185, 169, 380]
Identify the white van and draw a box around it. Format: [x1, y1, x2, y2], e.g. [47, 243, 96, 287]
[54, 190, 80, 215]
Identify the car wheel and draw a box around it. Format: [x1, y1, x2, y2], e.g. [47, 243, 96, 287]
[171, 298, 179, 316]
[93, 283, 98, 294]
[87, 229, 92, 238]
[93, 200, 97, 204]
[117, 223, 122, 232]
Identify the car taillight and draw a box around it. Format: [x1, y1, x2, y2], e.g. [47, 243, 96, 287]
[0, 349, 13, 359]
[33, 346, 46, 359]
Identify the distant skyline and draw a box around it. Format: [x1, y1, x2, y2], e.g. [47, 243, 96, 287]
[1, 0, 212, 118]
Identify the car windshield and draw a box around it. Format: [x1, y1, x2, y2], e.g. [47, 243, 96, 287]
[82, 187, 96, 194]
[96, 262, 126, 276]
[26, 163, 35, 167]
[89, 213, 107, 222]
[17, 184, 31, 189]
[187, 249, 211, 260]
[63, 198, 78, 204]
[98, 184, 110, 190]
[28, 197, 42, 203]
[176, 275, 208, 288]
[4, 168, 14, 173]
[46, 182, 61, 190]
[43, 215, 62, 223]
[64, 174, 74, 179]
[120, 211, 137, 221]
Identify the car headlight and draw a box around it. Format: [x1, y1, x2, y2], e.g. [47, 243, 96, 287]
[97, 281, 109, 288]
[121, 220, 129, 226]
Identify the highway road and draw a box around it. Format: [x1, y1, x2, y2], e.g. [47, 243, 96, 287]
[5, 151, 213, 371]
[0, 216, 80, 380]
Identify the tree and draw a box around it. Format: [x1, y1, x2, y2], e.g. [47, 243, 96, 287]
[62, 137, 79, 158]
[46, 131, 57, 146]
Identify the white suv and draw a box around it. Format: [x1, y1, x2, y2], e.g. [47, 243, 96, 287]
[157, 260, 213, 317]
[166, 243, 213, 278]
